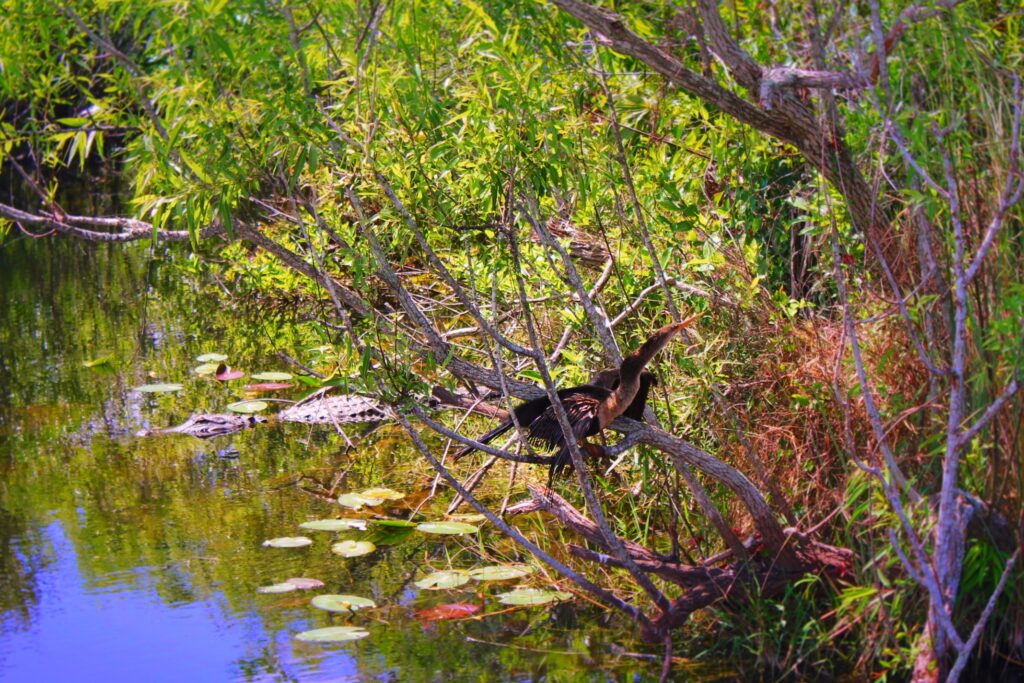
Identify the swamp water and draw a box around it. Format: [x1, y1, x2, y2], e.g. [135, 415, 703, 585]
[0, 240, 734, 682]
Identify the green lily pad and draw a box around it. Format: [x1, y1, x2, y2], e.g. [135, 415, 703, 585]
[197, 353, 228, 363]
[337, 492, 384, 509]
[135, 383, 183, 393]
[295, 626, 369, 643]
[496, 588, 572, 606]
[299, 518, 368, 532]
[467, 565, 534, 581]
[262, 536, 313, 548]
[251, 371, 293, 381]
[331, 540, 376, 557]
[414, 570, 470, 590]
[361, 487, 405, 501]
[194, 363, 220, 376]
[256, 582, 297, 594]
[227, 400, 268, 414]
[311, 594, 377, 612]
[416, 521, 479, 535]
[372, 519, 418, 528]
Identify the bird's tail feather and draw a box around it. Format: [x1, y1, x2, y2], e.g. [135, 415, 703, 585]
[454, 420, 513, 460]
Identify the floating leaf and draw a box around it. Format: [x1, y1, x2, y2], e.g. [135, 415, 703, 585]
[252, 371, 293, 381]
[244, 382, 293, 391]
[284, 577, 325, 590]
[300, 518, 367, 532]
[331, 540, 376, 557]
[360, 487, 405, 501]
[415, 603, 481, 621]
[262, 536, 313, 548]
[194, 363, 220, 376]
[257, 582, 297, 594]
[337, 492, 384, 509]
[414, 570, 470, 590]
[416, 521, 479, 536]
[447, 513, 486, 523]
[227, 400, 268, 414]
[135, 383, 183, 393]
[197, 353, 228, 363]
[496, 589, 572, 606]
[215, 368, 245, 381]
[372, 519, 418, 528]
[467, 565, 534, 581]
[311, 594, 377, 612]
[82, 354, 113, 368]
[295, 626, 369, 643]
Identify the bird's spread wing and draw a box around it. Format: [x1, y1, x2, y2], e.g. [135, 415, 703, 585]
[527, 391, 604, 448]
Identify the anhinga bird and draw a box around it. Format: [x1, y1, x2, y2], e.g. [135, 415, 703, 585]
[456, 317, 696, 481]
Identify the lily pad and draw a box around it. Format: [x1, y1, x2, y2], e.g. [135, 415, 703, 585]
[414, 570, 470, 590]
[197, 353, 228, 363]
[496, 588, 572, 606]
[467, 565, 534, 581]
[252, 371, 293, 381]
[447, 513, 486, 523]
[284, 577, 325, 590]
[244, 382, 293, 391]
[416, 521, 479, 536]
[262, 536, 313, 548]
[295, 626, 369, 643]
[361, 487, 405, 501]
[194, 363, 220, 376]
[331, 540, 376, 557]
[337, 492, 384, 509]
[256, 582, 297, 594]
[311, 594, 377, 612]
[135, 383, 183, 394]
[227, 400, 268, 414]
[299, 518, 367, 532]
[215, 368, 245, 381]
[415, 603, 481, 621]
[372, 519, 418, 528]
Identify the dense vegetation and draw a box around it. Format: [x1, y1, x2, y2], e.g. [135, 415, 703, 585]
[2, 0, 1022, 679]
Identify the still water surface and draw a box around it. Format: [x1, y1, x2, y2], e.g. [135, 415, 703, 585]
[0, 240, 713, 682]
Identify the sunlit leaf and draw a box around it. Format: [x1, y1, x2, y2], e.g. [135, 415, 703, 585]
[251, 371, 293, 381]
[262, 536, 313, 548]
[496, 589, 572, 605]
[196, 353, 228, 363]
[415, 603, 480, 621]
[416, 521, 479, 535]
[467, 565, 534, 581]
[337, 492, 384, 509]
[360, 487, 405, 501]
[311, 594, 376, 612]
[284, 577, 324, 590]
[299, 518, 368, 532]
[294, 626, 369, 643]
[135, 383, 183, 393]
[447, 513, 486, 523]
[227, 400, 268, 413]
[194, 363, 220, 375]
[414, 570, 470, 590]
[331, 540, 376, 557]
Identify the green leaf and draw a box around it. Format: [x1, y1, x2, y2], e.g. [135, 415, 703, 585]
[299, 519, 368, 532]
[337, 492, 384, 509]
[294, 626, 369, 643]
[416, 521, 479, 535]
[496, 589, 572, 606]
[331, 540, 376, 557]
[227, 400, 268, 413]
[135, 383, 183, 393]
[414, 570, 470, 590]
[196, 353, 228, 362]
[311, 594, 376, 612]
[262, 536, 313, 548]
[251, 371, 293, 381]
[467, 565, 534, 581]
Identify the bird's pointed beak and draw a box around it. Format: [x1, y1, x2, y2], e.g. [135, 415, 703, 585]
[670, 312, 702, 335]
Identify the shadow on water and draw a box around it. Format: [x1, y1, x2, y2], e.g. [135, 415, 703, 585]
[0, 230, 743, 682]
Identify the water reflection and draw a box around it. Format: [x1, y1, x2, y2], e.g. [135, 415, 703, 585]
[1, 240, 721, 682]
